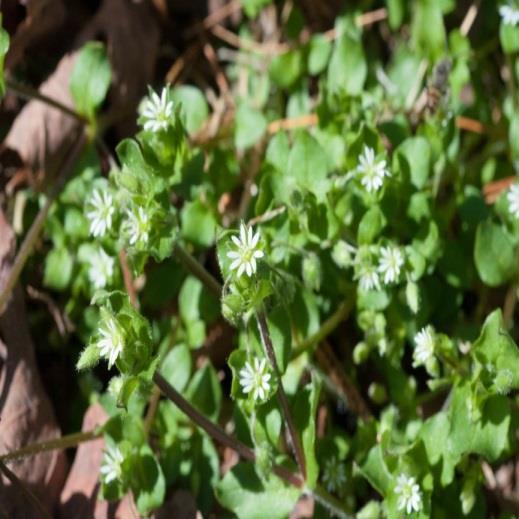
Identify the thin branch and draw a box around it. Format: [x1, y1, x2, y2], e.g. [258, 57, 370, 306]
[6, 78, 86, 123]
[256, 309, 306, 479]
[173, 243, 222, 299]
[0, 429, 101, 463]
[292, 300, 353, 359]
[0, 460, 53, 519]
[0, 133, 87, 314]
[460, 0, 481, 37]
[152, 371, 303, 487]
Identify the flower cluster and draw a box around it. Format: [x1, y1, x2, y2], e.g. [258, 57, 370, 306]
[141, 87, 174, 133]
[88, 247, 115, 289]
[227, 222, 264, 277]
[354, 245, 405, 291]
[124, 206, 150, 246]
[356, 146, 391, 193]
[238, 357, 271, 401]
[395, 473, 423, 514]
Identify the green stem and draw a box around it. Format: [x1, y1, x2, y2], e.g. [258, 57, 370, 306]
[6, 78, 86, 123]
[0, 429, 102, 463]
[310, 484, 353, 519]
[291, 300, 353, 359]
[0, 460, 53, 519]
[256, 309, 307, 479]
[173, 243, 222, 299]
[153, 371, 303, 487]
[0, 134, 87, 314]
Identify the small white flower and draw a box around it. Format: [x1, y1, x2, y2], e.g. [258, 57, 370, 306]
[356, 263, 381, 292]
[86, 189, 114, 238]
[378, 246, 404, 285]
[97, 315, 124, 368]
[227, 222, 264, 277]
[322, 456, 347, 493]
[413, 326, 435, 366]
[124, 206, 150, 246]
[100, 445, 124, 484]
[499, 4, 519, 26]
[239, 357, 271, 401]
[88, 248, 115, 289]
[356, 146, 390, 193]
[395, 473, 422, 515]
[507, 184, 519, 218]
[141, 87, 174, 133]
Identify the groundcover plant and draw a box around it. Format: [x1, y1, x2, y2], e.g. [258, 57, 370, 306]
[1, 0, 519, 517]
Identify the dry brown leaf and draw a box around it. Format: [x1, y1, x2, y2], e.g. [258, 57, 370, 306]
[0, 208, 68, 516]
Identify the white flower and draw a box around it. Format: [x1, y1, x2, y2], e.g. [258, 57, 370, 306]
[88, 248, 115, 289]
[124, 206, 150, 246]
[97, 315, 124, 368]
[100, 445, 124, 484]
[507, 184, 519, 218]
[355, 263, 381, 292]
[239, 357, 271, 401]
[86, 189, 114, 238]
[499, 4, 519, 26]
[395, 474, 422, 515]
[356, 146, 390, 193]
[227, 222, 264, 277]
[322, 456, 347, 493]
[141, 87, 174, 133]
[413, 326, 435, 366]
[378, 246, 404, 285]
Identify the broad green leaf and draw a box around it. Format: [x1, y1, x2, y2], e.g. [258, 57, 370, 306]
[411, 0, 446, 60]
[186, 362, 222, 422]
[386, 0, 405, 29]
[307, 34, 331, 75]
[235, 104, 267, 150]
[269, 50, 304, 89]
[70, 41, 111, 120]
[181, 199, 217, 248]
[240, 0, 272, 18]
[358, 206, 386, 244]
[500, 21, 519, 54]
[44, 247, 74, 291]
[472, 309, 519, 391]
[215, 462, 301, 519]
[160, 343, 192, 392]
[359, 444, 393, 495]
[327, 18, 366, 96]
[0, 16, 9, 99]
[474, 220, 515, 287]
[172, 85, 209, 134]
[397, 137, 431, 189]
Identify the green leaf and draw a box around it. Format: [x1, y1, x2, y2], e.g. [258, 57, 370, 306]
[269, 50, 304, 89]
[358, 206, 386, 245]
[172, 85, 209, 134]
[186, 362, 222, 422]
[359, 444, 393, 495]
[293, 379, 320, 488]
[240, 0, 272, 18]
[411, 0, 446, 60]
[327, 18, 366, 96]
[0, 16, 9, 99]
[307, 34, 332, 75]
[130, 444, 166, 515]
[235, 104, 267, 150]
[215, 462, 301, 519]
[160, 343, 192, 392]
[44, 247, 74, 291]
[397, 137, 431, 189]
[500, 21, 519, 54]
[472, 309, 519, 391]
[181, 200, 217, 248]
[474, 221, 515, 287]
[70, 42, 111, 120]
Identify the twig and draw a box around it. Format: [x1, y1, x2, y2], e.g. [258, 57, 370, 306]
[153, 371, 303, 487]
[460, 0, 481, 37]
[322, 8, 388, 42]
[201, 36, 231, 98]
[256, 309, 306, 479]
[173, 243, 222, 299]
[0, 133, 87, 315]
[267, 113, 318, 134]
[119, 250, 139, 309]
[211, 24, 290, 55]
[166, 44, 201, 85]
[0, 460, 52, 519]
[0, 429, 101, 463]
[248, 206, 286, 226]
[455, 115, 485, 134]
[26, 285, 72, 336]
[185, 0, 242, 37]
[292, 300, 353, 359]
[6, 78, 86, 123]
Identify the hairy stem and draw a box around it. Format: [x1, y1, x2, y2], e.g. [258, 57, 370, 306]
[256, 309, 307, 479]
[0, 460, 53, 519]
[6, 78, 86, 123]
[153, 371, 303, 487]
[292, 300, 353, 359]
[0, 133, 87, 314]
[173, 243, 222, 299]
[0, 429, 102, 463]
[310, 484, 353, 519]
